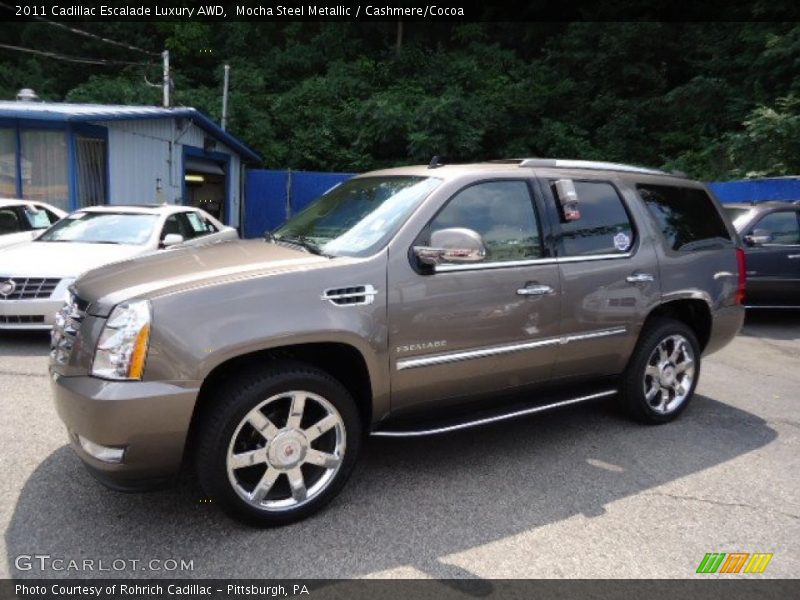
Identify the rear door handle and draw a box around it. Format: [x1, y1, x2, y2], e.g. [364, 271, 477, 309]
[788, 254, 800, 259]
[517, 284, 554, 297]
[626, 273, 655, 284]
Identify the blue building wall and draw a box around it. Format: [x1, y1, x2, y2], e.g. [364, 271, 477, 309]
[708, 177, 800, 204]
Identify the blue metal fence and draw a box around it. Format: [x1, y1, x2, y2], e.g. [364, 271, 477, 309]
[244, 169, 354, 238]
[708, 177, 800, 204]
[244, 170, 800, 238]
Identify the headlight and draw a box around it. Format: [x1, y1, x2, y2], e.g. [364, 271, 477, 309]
[91, 299, 152, 380]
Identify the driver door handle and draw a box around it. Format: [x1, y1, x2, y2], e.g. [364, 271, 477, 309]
[517, 284, 554, 296]
[626, 273, 655, 284]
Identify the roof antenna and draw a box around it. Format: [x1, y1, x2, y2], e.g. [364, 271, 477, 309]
[428, 155, 444, 169]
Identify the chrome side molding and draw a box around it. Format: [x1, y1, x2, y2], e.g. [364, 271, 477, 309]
[371, 390, 618, 438]
[396, 326, 627, 371]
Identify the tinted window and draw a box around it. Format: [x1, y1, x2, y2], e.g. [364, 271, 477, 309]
[429, 181, 542, 263]
[0, 208, 21, 235]
[752, 211, 800, 245]
[638, 184, 732, 251]
[555, 181, 634, 256]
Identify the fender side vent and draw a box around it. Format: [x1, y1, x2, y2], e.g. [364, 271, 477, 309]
[322, 285, 377, 306]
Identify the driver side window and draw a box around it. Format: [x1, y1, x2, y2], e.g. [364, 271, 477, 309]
[429, 180, 543, 263]
[751, 211, 800, 246]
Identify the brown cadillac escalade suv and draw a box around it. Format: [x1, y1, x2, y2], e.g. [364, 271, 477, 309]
[49, 159, 745, 525]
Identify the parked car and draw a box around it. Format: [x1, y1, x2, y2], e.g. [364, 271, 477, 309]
[0, 204, 236, 329]
[50, 159, 744, 525]
[722, 202, 800, 308]
[0, 198, 66, 249]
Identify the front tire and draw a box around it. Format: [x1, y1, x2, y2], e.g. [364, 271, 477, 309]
[620, 318, 700, 424]
[195, 363, 362, 526]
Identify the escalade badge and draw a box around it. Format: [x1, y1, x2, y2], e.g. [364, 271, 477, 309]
[0, 280, 16, 297]
[396, 341, 447, 354]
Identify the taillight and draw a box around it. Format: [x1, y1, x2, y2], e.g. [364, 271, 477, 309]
[735, 248, 746, 305]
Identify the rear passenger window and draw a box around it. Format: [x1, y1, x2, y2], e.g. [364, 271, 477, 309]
[555, 181, 635, 256]
[430, 180, 542, 263]
[637, 184, 732, 251]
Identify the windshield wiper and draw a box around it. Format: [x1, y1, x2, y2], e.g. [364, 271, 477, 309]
[272, 235, 331, 257]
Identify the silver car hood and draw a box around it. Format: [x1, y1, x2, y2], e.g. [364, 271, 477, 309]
[0, 240, 149, 279]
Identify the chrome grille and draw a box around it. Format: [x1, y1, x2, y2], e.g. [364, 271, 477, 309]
[0, 315, 45, 325]
[50, 293, 87, 364]
[0, 277, 61, 300]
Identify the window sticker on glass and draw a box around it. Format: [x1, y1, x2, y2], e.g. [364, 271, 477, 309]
[186, 212, 208, 232]
[24, 208, 51, 229]
[614, 232, 631, 252]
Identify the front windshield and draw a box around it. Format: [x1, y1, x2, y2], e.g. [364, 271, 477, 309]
[37, 212, 158, 245]
[272, 176, 441, 257]
[722, 207, 753, 230]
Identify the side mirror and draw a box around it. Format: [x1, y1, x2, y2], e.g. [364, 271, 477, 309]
[413, 227, 487, 266]
[161, 233, 185, 248]
[744, 229, 771, 246]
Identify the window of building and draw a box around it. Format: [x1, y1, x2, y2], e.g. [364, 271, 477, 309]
[20, 130, 69, 211]
[0, 129, 16, 197]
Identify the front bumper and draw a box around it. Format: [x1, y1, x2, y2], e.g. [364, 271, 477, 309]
[0, 298, 62, 329]
[50, 371, 200, 489]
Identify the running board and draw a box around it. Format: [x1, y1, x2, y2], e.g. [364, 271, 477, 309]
[370, 389, 617, 438]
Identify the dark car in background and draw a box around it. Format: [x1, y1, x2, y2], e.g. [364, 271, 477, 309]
[723, 202, 800, 308]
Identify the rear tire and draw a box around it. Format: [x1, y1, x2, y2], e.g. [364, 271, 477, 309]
[620, 318, 700, 424]
[195, 362, 362, 526]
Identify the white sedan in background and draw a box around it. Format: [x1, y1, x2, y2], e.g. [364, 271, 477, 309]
[0, 198, 66, 249]
[0, 204, 237, 329]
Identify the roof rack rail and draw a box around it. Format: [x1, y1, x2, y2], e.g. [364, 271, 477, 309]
[496, 158, 678, 177]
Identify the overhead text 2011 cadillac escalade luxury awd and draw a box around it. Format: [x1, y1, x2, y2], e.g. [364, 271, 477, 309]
[49, 159, 745, 525]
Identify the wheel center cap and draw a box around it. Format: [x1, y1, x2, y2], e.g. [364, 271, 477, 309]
[661, 365, 676, 386]
[267, 430, 307, 469]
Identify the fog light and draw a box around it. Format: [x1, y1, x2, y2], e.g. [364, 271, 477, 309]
[77, 435, 125, 464]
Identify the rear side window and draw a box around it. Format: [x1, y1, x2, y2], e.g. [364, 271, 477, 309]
[554, 181, 635, 256]
[638, 184, 732, 251]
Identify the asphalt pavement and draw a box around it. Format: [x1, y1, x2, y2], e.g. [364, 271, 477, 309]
[0, 311, 798, 579]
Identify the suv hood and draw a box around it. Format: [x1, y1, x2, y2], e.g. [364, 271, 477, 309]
[0, 240, 146, 278]
[74, 240, 330, 316]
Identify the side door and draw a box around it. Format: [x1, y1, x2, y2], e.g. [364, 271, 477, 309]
[388, 179, 562, 415]
[743, 209, 800, 306]
[543, 178, 661, 379]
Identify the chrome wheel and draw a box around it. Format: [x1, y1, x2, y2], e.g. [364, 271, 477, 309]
[226, 390, 346, 511]
[642, 334, 696, 415]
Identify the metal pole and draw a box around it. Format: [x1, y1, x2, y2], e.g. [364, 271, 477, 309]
[162, 50, 170, 107]
[221, 64, 230, 131]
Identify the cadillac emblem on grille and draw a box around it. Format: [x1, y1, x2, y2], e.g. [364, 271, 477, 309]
[0, 280, 16, 297]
